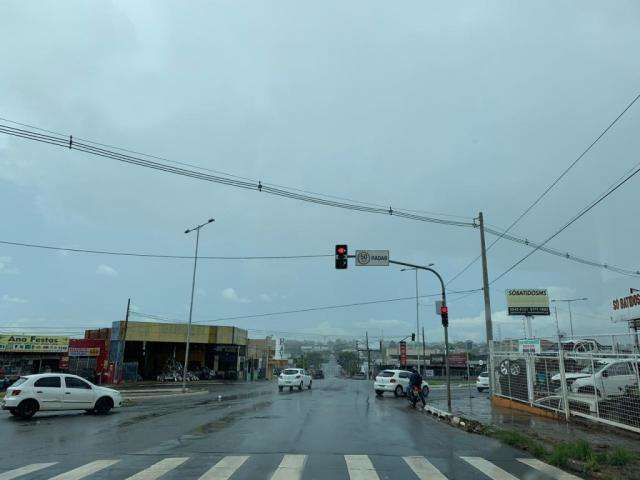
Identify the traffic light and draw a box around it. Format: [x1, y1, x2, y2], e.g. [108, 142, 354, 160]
[440, 305, 449, 327]
[335, 244, 348, 269]
[411, 333, 415, 342]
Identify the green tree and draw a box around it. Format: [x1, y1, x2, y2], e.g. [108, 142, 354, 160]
[336, 351, 359, 376]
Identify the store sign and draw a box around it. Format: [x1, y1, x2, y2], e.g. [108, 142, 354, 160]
[424, 369, 435, 378]
[611, 292, 640, 323]
[399, 341, 407, 366]
[506, 289, 550, 316]
[518, 339, 541, 354]
[69, 347, 101, 357]
[59, 356, 69, 369]
[0, 335, 69, 353]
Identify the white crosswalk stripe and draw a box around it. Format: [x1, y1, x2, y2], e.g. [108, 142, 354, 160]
[403, 456, 448, 480]
[0, 463, 57, 480]
[344, 455, 381, 480]
[518, 458, 583, 479]
[48, 460, 120, 480]
[460, 457, 519, 480]
[0, 454, 573, 480]
[198, 456, 249, 480]
[125, 458, 189, 480]
[270, 455, 307, 480]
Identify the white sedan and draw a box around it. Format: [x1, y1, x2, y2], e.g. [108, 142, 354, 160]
[278, 368, 312, 392]
[2, 373, 123, 419]
[374, 369, 430, 398]
[476, 371, 489, 392]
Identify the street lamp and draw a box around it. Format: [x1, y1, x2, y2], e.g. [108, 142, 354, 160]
[551, 298, 588, 339]
[401, 264, 434, 375]
[182, 217, 215, 393]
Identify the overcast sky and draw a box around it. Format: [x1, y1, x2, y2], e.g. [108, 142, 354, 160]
[1, 1, 639, 344]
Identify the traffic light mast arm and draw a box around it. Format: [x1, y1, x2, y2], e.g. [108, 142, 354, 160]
[388, 258, 451, 412]
[387, 260, 446, 307]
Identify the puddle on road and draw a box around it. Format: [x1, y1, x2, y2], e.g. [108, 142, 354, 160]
[193, 400, 273, 435]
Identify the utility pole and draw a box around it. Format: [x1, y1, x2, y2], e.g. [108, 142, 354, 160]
[182, 218, 215, 393]
[478, 212, 494, 394]
[119, 298, 131, 384]
[366, 331, 371, 379]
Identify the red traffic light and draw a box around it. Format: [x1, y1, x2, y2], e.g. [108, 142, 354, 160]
[440, 305, 448, 315]
[336, 246, 346, 255]
[335, 244, 348, 269]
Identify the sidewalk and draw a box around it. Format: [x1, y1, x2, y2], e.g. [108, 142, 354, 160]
[430, 390, 640, 456]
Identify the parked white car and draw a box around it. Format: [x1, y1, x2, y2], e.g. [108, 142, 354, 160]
[1, 374, 123, 419]
[476, 371, 489, 392]
[551, 359, 639, 399]
[278, 368, 312, 392]
[374, 369, 430, 398]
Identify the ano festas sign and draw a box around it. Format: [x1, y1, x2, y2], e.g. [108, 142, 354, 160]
[506, 289, 550, 316]
[0, 335, 69, 353]
[355, 250, 389, 266]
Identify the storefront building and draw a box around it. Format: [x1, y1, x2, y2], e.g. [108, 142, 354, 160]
[0, 334, 69, 378]
[68, 338, 109, 383]
[107, 321, 248, 381]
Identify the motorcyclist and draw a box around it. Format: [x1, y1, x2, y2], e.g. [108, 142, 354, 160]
[408, 367, 426, 407]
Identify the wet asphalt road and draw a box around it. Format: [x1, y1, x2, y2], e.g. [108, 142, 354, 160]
[0, 378, 554, 479]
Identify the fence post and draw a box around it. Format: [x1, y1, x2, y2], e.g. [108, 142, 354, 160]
[557, 336, 570, 421]
[590, 354, 600, 419]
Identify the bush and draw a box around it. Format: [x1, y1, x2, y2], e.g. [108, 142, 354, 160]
[548, 443, 571, 468]
[607, 447, 633, 467]
[491, 429, 546, 458]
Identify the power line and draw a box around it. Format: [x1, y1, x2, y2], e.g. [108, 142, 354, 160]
[0, 239, 330, 260]
[491, 160, 640, 284]
[1, 121, 637, 278]
[130, 288, 483, 325]
[0, 119, 474, 227]
[446, 93, 640, 285]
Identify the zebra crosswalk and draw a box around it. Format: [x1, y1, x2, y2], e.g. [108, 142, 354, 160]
[0, 454, 583, 480]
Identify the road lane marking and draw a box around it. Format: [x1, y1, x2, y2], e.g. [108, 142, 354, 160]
[518, 458, 582, 479]
[48, 460, 119, 480]
[198, 456, 248, 480]
[125, 458, 189, 480]
[344, 455, 381, 480]
[460, 457, 519, 480]
[403, 457, 448, 479]
[0, 463, 57, 480]
[270, 455, 307, 480]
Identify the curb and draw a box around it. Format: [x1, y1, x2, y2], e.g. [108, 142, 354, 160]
[421, 404, 485, 433]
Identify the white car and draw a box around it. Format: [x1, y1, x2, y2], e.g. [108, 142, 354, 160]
[1, 373, 123, 419]
[551, 359, 639, 399]
[374, 369, 430, 398]
[278, 368, 312, 392]
[476, 371, 489, 392]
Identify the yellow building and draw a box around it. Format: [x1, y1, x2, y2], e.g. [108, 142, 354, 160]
[109, 321, 248, 380]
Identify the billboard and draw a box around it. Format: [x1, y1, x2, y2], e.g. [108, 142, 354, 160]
[506, 289, 550, 316]
[612, 291, 640, 323]
[0, 335, 69, 353]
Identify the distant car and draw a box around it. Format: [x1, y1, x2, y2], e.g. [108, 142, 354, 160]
[1, 374, 123, 419]
[312, 370, 324, 379]
[476, 371, 489, 392]
[278, 368, 312, 392]
[551, 359, 639, 399]
[374, 369, 430, 398]
[353, 372, 366, 379]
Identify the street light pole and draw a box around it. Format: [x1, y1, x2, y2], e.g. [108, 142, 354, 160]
[551, 298, 588, 339]
[182, 218, 214, 393]
[402, 266, 433, 375]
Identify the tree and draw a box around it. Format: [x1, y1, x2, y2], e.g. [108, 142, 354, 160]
[336, 351, 359, 376]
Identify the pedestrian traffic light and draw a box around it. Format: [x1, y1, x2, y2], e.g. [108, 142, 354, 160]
[335, 244, 348, 269]
[440, 305, 449, 327]
[411, 333, 415, 342]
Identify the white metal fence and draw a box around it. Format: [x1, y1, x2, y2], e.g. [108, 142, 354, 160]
[490, 334, 640, 433]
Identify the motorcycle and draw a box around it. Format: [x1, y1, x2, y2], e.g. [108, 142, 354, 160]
[407, 385, 422, 408]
